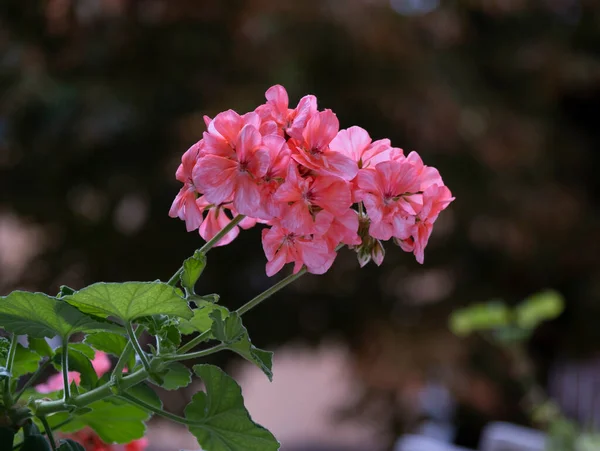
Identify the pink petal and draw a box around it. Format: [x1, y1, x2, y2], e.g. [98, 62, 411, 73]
[199, 209, 240, 247]
[192, 155, 237, 205]
[233, 174, 262, 216]
[329, 126, 372, 162]
[212, 110, 245, 145]
[265, 85, 289, 113]
[303, 110, 339, 151]
[321, 149, 359, 181]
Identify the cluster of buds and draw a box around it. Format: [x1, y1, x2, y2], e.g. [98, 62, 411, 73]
[170, 85, 454, 276]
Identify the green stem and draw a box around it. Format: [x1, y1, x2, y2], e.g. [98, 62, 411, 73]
[167, 214, 245, 286]
[12, 418, 73, 450]
[237, 267, 307, 315]
[167, 344, 227, 362]
[35, 366, 149, 416]
[13, 359, 51, 403]
[119, 392, 195, 426]
[112, 325, 144, 379]
[3, 334, 18, 406]
[112, 341, 134, 378]
[177, 330, 210, 355]
[61, 340, 70, 402]
[39, 415, 57, 451]
[126, 323, 151, 375]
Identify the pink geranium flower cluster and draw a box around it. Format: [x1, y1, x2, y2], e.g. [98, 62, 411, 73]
[170, 85, 454, 276]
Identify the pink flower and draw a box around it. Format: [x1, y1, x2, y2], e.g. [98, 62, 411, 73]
[355, 159, 422, 241]
[262, 223, 337, 276]
[254, 135, 291, 220]
[36, 372, 80, 394]
[168, 141, 204, 232]
[194, 123, 270, 216]
[289, 110, 358, 181]
[256, 85, 317, 139]
[397, 184, 454, 263]
[124, 438, 149, 451]
[274, 165, 352, 234]
[91, 351, 111, 377]
[314, 209, 361, 250]
[197, 201, 240, 247]
[405, 151, 444, 191]
[329, 126, 393, 169]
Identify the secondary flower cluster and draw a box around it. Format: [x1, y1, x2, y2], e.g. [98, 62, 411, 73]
[170, 85, 454, 276]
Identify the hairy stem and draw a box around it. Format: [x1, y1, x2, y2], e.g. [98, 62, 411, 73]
[119, 392, 195, 426]
[237, 268, 307, 315]
[61, 339, 71, 402]
[3, 334, 18, 406]
[126, 322, 151, 375]
[167, 214, 245, 286]
[176, 330, 210, 355]
[167, 343, 227, 362]
[112, 325, 144, 379]
[112, 341, 134, 378]
[39, 415, 57, 451]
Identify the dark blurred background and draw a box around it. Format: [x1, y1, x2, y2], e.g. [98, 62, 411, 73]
[1, 1, 600, 450]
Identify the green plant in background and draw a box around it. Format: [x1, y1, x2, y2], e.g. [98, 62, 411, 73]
[450, 290, 600, 451]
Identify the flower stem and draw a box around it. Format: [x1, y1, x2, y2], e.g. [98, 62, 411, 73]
[39, 415, 57, 451]
[126, 322, 151, 375]
[119, 392, 196, 426]
[177, 267, 312, 355]
[112, 325, 144, 379]
[237, 268, 307, 315]
[166, 343, 227, 362]
[61, 339, 71, 402]
[13, 359, 51, 403]
[3, 334, 18, 406]
[167, 214, 245, 286]
[176, 330, 210, 355]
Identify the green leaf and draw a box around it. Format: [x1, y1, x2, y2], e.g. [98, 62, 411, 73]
[138, 315, 181, 354]
[49, 400, 149, 444]
[516, 290, 565, 329]
[67, 343, 95, 360]
[0, 337, 9, 358]
[53, 346, 97, 389]
[0, 291, 123, 339]
[210, 311, 273, 381]
[84, 332, 127, 357]
[84, 332, 136, 374]
[210, 310, 244, 344]
[181, 255, 207, 294]
[125, 383, 163, 411]
[11, 344, 42, 378]
[65, 282, 193, 323]
[152, 361, 191, 390]
[179, 302, 229, 336]
[28, 338, 54, 359]
[185, 364, 279, 451]
[57, 286, 76, 298]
